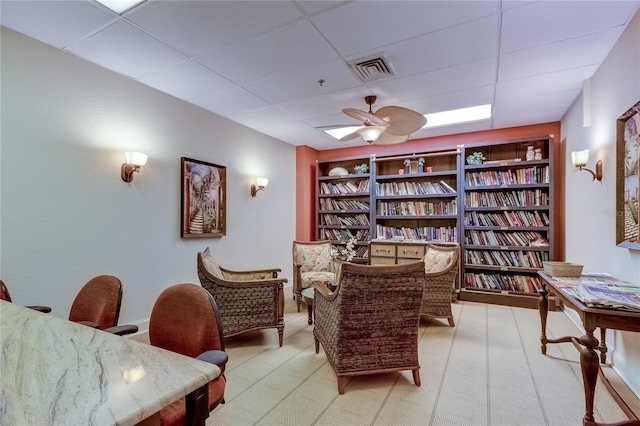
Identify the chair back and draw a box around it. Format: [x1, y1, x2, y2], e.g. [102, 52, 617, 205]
[1, 280, 12, 302]
[292, 240, 334, 273]
[68, 275, 123, 330]
[149, 283, 225, 358]
[424, 243, 459, 274]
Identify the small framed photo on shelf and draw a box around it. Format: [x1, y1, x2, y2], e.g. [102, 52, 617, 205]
[616, 100, 640, 250]
[181, 157, 227, 238]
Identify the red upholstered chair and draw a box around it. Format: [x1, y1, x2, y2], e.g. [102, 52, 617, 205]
[0, 279, 52, 313]
[68, 275, 138, 336]
[149, 283, 227, 426]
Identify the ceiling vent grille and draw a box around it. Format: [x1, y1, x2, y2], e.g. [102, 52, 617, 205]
[349, 54, 395, 82]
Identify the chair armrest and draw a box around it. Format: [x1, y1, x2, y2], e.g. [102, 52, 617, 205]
[104, 324, 139, 336]
[26, 305, 51, 313]
[312, 281, 337, 299]
[220, 266, 281, 279]
[76, 320, 100, 328]
[197, 350, 228, 374]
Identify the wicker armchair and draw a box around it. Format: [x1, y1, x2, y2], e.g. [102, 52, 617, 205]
[312, 261, 425, 394]
[421, 243, 459, 327]
[197, 248, 287, 347]
[292, 240, 337, 312]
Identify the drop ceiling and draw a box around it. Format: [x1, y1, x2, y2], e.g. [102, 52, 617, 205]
[2, 0, 638, 150]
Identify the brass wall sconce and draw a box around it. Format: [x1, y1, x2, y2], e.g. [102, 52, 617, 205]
[571, 149, 602, 181]
[251, 177, 268, 197]
[121, 152, 148, 182]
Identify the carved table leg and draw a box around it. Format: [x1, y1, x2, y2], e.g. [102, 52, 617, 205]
[580, 326, 600, 426]
[539, 285, 549, 354]
[598, 328, 608, 364]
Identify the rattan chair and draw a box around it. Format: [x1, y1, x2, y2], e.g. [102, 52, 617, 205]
[292, 240, 337, 312]
[421, 243, 459, 327]
[197, 247, 287, 347]
[312, 261, 425, 394]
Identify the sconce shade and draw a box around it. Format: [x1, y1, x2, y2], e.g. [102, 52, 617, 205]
[251, 177, 268, 197]
[121, 151, 148, 182]
[571, 149, 589, 168]
[356, 126, 386, 143]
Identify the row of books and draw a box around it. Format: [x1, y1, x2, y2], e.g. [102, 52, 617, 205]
[465, 189, 549, 208]
[321, 214, 370, 226]
[320, 228, 371, 241]
[465, 249, 549, 268]
[377, 200, 457, 216]
[376, 225, 458, 242]
[375, 180, 456, 196]
[465, 230, 545, 247]
[464, 272, 543, 293]
[319, 198, 370, 210]
[331, 244, 369, 258]
[464, 210, 550, 227]
[319, 179, 370, 195]
[465, 166, 549, 187]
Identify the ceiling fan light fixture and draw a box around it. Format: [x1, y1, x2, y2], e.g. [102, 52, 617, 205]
[357, 126, 386, 143]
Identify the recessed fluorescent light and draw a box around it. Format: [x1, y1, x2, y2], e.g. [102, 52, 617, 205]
[95, 0, 145, 14]
[325, 126, 362, 140]
[423, 104, 492, 128]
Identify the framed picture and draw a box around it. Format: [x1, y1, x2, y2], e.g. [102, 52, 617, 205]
[181, 157, 226, 238]
[616, 100, 640, 250]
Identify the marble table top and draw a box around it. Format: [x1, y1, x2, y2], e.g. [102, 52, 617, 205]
[0, 301, 220, 426]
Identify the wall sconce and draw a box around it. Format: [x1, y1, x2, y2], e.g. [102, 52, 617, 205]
[251, 177, 268, 197]
[571, 149, 602, 181]
[121, 152, 148, 182]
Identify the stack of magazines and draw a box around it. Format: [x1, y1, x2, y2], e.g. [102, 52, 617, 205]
[552, 273, 640, 312]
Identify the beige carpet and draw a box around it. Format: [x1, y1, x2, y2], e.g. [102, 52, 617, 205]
[206, 289, 636, 426]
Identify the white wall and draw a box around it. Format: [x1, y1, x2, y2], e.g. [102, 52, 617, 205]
[561, 10, 640, 396]
[0, 28, 296, 330]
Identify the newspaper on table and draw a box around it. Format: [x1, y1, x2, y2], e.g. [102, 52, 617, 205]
[550, 272, 640, 312]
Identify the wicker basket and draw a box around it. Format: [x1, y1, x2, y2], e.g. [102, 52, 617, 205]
[542, 261, 583, 277]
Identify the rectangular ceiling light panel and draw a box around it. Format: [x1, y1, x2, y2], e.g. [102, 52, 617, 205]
[95, 0, 146, 14]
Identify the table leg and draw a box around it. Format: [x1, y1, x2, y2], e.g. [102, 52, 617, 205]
[579, 330, 600, 426]
[598, 328, 608, 364]
[185, 383, 209, 426]
[539, 285, 549, 354]
[307, 303, 313, 325]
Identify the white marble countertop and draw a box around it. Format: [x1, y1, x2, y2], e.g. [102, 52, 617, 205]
[0, 301, 220, 426]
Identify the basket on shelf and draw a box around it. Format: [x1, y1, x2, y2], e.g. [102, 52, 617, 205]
[542, 261, 583, 277]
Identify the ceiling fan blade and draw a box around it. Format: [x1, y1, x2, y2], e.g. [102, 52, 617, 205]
[374, 106, 427, 136]
[373, 132, 409, 145]
[343, 108, 389, 127]
[339, 130, 362, 142]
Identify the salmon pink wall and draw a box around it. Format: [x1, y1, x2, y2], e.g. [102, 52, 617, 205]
[296, 122, 564, 255]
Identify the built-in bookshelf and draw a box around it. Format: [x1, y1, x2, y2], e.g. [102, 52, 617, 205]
[316, 156, 374, 262]
[460, 137, 555, 308]
[372, 149, 461, 242]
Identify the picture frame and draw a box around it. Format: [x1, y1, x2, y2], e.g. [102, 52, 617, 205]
[181, 157, 226, 238]
[616, 100, 640, 250]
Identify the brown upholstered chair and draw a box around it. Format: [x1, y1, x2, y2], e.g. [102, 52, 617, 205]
[149, 283, 227, 426]
[421, 243, 459, 327]
[292, 240, 337, 312]
[313, 261, 425, 394]
[0, 279, 52, 313]
[197, 247, 287, 347]
[69, 275, 138, 336]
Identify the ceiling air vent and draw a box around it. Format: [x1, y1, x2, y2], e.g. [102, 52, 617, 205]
[349, 54, 395, 82]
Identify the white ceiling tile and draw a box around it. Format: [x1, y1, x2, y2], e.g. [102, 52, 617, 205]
[412, 120, 493, 140]
[0, 0, 117, 48]
[495, 66, 597, 102]
[501, 1, 639, 53]
[294, 1, 348, 16]
[126, 0, 303, 56]
[492, 107, 567, 129]
[136, 60, 237, 101]
[190, 87, 271, 118]
[310, 1, 499, 57]
[66, 20, 187, 77]
[499, 28, 623, 81]
[195, 20, 339, 85]
[407, 86, 495, 115]
[495, 90, 581, 115]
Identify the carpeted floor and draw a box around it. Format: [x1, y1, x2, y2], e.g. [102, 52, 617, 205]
[205, 288, 636, 425]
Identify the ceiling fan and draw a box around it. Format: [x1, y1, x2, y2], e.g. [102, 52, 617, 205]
[333, 95, 427, 145]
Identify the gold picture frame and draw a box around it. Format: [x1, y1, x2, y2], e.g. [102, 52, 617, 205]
[616, 100, 640, 250]
[181, 157, 226, 238]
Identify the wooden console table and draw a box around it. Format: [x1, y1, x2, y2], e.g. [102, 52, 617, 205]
[538, 272, 640, 426]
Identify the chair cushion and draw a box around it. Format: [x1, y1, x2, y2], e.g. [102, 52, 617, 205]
[296, 244, 334, 273]
[300, 271, 336, 289]
[423, 248, 454, 273]
[201, 251, 223, 279]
